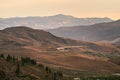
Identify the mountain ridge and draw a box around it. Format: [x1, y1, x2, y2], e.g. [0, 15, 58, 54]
[0, 14, 113, 30]
[48, 20, 120, 43]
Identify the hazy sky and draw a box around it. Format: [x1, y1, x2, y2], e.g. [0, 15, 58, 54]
[0, 0, 120, 20]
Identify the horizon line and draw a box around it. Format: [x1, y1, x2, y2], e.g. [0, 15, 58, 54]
[0, 14, 118, 20]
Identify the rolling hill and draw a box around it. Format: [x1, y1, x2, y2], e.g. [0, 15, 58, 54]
[48, 20, 120, 43]
[0, 26, 120, 74]
[1, 55, 120, 80]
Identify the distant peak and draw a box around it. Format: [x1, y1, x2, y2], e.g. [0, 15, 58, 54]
[50, 14, 74, 18]
[103, 17, 113, 20]
[53, 14, 66, 16]
[55, 14, 65, 16]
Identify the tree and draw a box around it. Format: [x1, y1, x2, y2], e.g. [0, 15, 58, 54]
[38, 64, 44, 68]
[6, 54, 12, 62]
[53, 72, 57, 80]
[57, 71, 63, 80]
[12, 56, 16, 61]
[45, 66, 49, 73]
[0, 70, 6, 80]
[0, 54, 4, 58]
[15, 63, 20, 75]
[31, 59, 36, 65]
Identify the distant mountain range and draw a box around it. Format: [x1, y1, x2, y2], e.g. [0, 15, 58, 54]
[48, 20, 120, 44]
[0, 14, 113, 29]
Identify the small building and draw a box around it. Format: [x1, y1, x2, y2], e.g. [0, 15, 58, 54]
[57, 47, 69, 51]
[73, 78, 80, 80]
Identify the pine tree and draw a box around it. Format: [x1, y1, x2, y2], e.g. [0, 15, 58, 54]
[45, 66, 49, 73]
[12, 56, 16, 61]
[0, 54, 4, 58]
[6, 54, 12, 62]
[53, 72, 57, 80]
[15, 63, 20, 75]
[0, 70, 6, 79]
[57, 71, 63, 80]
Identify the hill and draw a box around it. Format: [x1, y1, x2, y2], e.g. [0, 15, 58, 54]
[0, 26, 120, 74]
[1, 55, 120, 80]
[0, 55, 65, 80]
[48, 20, 120, 42]
[0, 14, 112, 30]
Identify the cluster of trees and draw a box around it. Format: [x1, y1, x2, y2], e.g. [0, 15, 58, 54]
[6, 54, 17, 62]
[38, 64, 63, 80]
[0, 54, 37, 76]
[21, 57, 36, 66]
[0, 54, 17, 62]
[0, 54, 63, 80]
[53, 70, 63, 80]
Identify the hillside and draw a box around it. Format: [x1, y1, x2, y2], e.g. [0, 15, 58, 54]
[48, 20, 120, 42]
[0, 26, 120, 74]
[0, 14, 112, 30]
[1, 55, 120, 80]
[0, 55, 65, 80]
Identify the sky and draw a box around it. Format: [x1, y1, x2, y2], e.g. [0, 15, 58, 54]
[0, 0, 120, 20]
